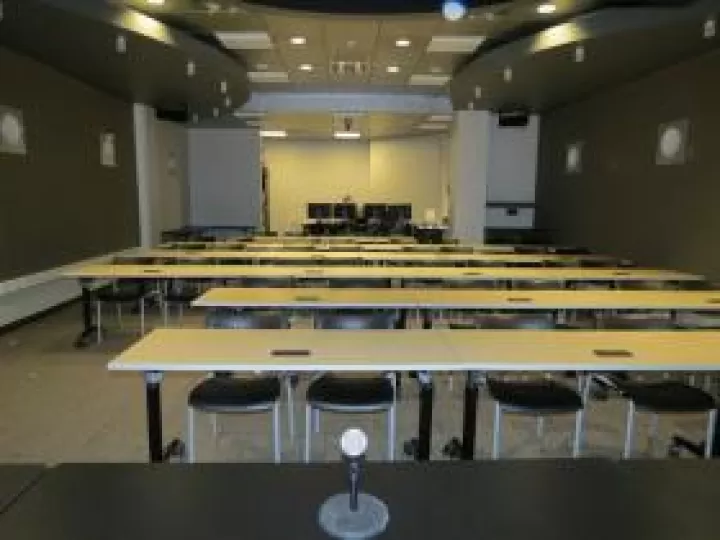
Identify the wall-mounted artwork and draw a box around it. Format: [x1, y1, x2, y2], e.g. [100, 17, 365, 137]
[656, 119, 689, 165]
[100, 132, 117, 167]
[565, 141, 583, 174]
[0, 106, 27, 155]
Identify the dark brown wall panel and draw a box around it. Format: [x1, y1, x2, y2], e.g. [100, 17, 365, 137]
[536, 47, 720, 279]
[0, 47, 138, 281]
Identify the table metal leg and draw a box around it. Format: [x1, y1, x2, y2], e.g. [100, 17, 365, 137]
[417, 372, 434, 461]
[144, 371, 184, 463]
[74, 279, 99, 348]
[461, 371, 481, 460]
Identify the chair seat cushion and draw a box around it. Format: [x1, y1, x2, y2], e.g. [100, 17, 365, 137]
[307, 375, 393, 410]
[188, 376, 281, 411]
[96, 285, 145, 302]
[614, 380, 716, 412]
[164, 289, 199, 303]
[487, 379, 582, 412]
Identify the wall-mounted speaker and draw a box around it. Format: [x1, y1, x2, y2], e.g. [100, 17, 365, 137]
[497, 108, 529, 128]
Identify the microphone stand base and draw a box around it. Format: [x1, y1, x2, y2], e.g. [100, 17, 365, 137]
[318, 493, 389, 539]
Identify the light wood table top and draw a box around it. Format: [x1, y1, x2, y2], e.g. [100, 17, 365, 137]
[109, 328, 720, 373]
[136, 249, 614, 265]
[66, 264, 701, 283]
[193, 287, 720, 311]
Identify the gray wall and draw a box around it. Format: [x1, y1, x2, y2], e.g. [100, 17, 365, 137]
[536, 47, 720, 279]
[0, 47, 138, 281]
[188, 128, 261, 228]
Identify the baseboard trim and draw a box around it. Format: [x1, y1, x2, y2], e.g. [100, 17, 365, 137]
[0, 296, 80, 336]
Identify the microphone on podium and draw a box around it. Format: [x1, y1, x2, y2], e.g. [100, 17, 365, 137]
[318, 428, 389, 539]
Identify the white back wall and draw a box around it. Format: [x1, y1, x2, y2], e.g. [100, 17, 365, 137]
[188, 128, 262, 228]
[151, 119, 189, 240]
[263, 135, 447, 233]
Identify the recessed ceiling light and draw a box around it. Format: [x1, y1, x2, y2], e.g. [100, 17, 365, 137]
[220, 80, 228, 94]
[115, 35, 127, 54]
[334, 131, 362, 139]
[442, 1, 467, 21]
[536, 3, 556, 14]
[395, 38, 411, 47]
[503, 66, 512, 82]
[467, 101, 474, 110]
[260, 130, 287, 138]
[299, 63, 313, 72]
[290, 36, 306, 45]
[430, 66, 443, 74]
[224, 96, 232, 108]
[192, 113, 199, 124]
[386, 65, 400, 73]
[206, 1, 221, 14]
[256, 63, 269, 70]
[417, 123, 448, 130]
[213, 107, 219, 118]
[347, 40, 357, 48]
[147, 0, 164, 5]
[186, 60, 196, 77]
[474, 85, 482, 99]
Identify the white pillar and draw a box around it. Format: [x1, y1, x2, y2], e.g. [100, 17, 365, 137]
[133, 103, 154, 248]
[449, 110, 491, 242]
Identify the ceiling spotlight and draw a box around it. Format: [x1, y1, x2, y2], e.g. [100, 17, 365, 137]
[334, 131, 361, 140]
[442, 1, 467, 22]
[467, 101, 474, 110]
[503, 66, 512, 82]
[290, 36, 306, 45]
[147, 0, 165, 5]
[115, 35, 127, 54]
[574, 44, 585, 63]
[220, 80, 228, 94]
[205, 1, 221, 14]
[224, 96, 232, 108]
[260, 130, 287, 138]
[430, 66, 443, 74]
[256, 63, 269, 71]
[299, 63, 313, 72]
[186, 61, 196, 77]
[395, 38, 411, 47]
[536, 3, 557, 14]
[474, 85, 482, 99]
[386, 65, 400, 73]
[704, 18, 716, 39]
[213, 107, 219, 118]
[192, 113, 199, 124]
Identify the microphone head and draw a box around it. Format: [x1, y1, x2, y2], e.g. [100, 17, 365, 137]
[340, 428, 368, 459]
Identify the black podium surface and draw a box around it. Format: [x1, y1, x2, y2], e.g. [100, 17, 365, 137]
[0, 466, 44, 515]
[0, 460, 717, 539]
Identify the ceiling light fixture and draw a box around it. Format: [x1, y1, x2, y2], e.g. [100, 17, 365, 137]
[430, 66, 443, 74]
[115, 35, 127, 54]
[299, 63, 313, 72]
[574, 44, 585, 63]
[704, 17, 716, 39]
[186, 60, 196, 77]
[256, 63, 269, 71]
[260, 130, 287, 138]
[290, 36, 306, 45]
[428, 114, 454, 122]
[474, 85, 482, 99]
[536, 3, 557, 14]
[192, 113, 199, 124]
[442, 0, 467, 21]
[224, 96, 232, 108]
[386, 65, 400, 73]
[220, 80, 228, 93]
[206, 1, 221, 14]
[147, 0, 165, 5]
[503, 66, 512, 82]
[395, 38, 411, 47]
[334, 132, 362, 139]
[213, 107, 219, 118]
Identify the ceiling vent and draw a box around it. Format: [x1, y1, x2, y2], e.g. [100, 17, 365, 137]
[330, 60, 370, 79]
[248, 71, 289, 83]
[215, 31, 273, 50]
[427, 35, 485, 53]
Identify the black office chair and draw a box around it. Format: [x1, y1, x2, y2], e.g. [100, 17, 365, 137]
[305, 310, 398, 462]
[461, 313, 587, 458]
[186, 309, 291, 463]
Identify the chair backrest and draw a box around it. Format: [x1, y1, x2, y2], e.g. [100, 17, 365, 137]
[330, 279, 391, 288]
[475, 313, 556, 330]
[315, 310, 396, 330]
[615, 280, 678, 291]
[205, 309, 290, 329]
[599, 314, 674, 330]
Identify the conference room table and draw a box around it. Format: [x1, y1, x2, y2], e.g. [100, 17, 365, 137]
[1, 461, 718, 540]
[134, 248, 617, 266]
[65, 263, 702, 346]
[110, 328, 720, 463]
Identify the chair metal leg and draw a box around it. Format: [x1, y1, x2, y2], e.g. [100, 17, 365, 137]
[623, 401, 636, 459]
[186, 406, 196, 463]
[96, 302, 102, 344]
[705, 409, 717, 458]
[139, 299, 145, 335]
[211, 413, 220, 436]
[573, 409, 584, 458]
[162, 299, 169, 327]
[492, 403, 502, 459]
[273, 402, 282, 463]
[388, 404, 396, 461]
[116, 304, 123, 329]
[304, 405, 312, 463]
